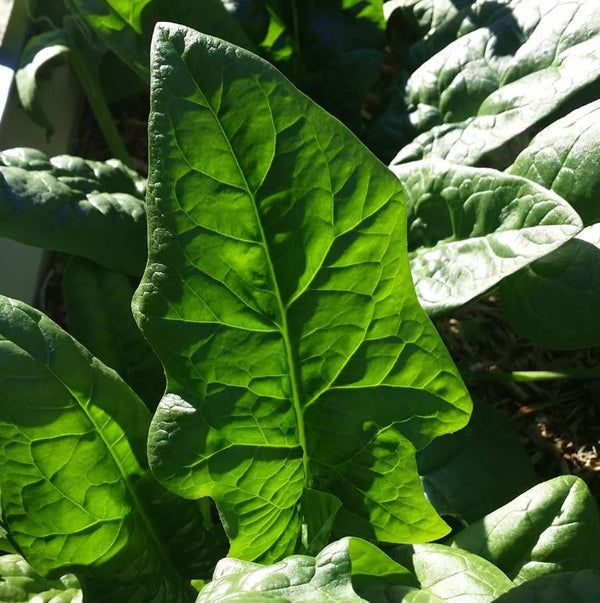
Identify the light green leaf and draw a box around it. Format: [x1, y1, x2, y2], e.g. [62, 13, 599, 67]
[451, 476, 600, 584]
[500, 101, 600, 349]
[0, 295, 212, 601]
[389, 0, 600, 168]
[0, 148, 146, 275]
[418, 398, 536, 524]
[134, 23, 471, 562]
[0, 554, 81, 603]
[412, 544, 514, 601]
[391, 158, 582, 315]
[63, 257, 164, 408]
[494, 570, 600, 602]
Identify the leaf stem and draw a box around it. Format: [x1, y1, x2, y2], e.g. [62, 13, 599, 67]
[465, 368, 600, 383]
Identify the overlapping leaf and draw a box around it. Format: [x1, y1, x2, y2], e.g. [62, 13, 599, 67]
[500, 101, 600, 349]
[0, 148, 146, 275]
[373, 0, 600, 166]
[391, 158, 582, 315]
[63, 257, 164, 408]
[0, 295, 222, 601]
[451, 476, 600, 584]
[134, 23, 471, 563]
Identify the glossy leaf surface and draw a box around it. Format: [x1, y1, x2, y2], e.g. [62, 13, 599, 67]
[0, 148, 146, 275]
[0, 295, 216, 601]
[494, 571, 600, 602]
[501, 101, 600, 349]
[412, 544, 514, 601]
[386, 0, 600, 168]
[0, 554, 81, 603]
[418, 398, 536, 524]
[63, 257, 165, 408]
[135, 23, 471, 562]
[391, 159, 582, 315]
[451, 476, 600, 584]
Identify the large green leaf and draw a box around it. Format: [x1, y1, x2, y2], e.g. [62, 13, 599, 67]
[0, 295, 219, 601]
[418, 398, 536, 524]
[411, 544, 514, 601]
[500, 101, 600, 349]
[0, 554, 81, 603]
[384, 0, 600, 168]
[494, 571, 600, 602]
[63, 257, 165, 408]
[390, 159, 582, 315]
[69, 0, 254, 80]
[384, 0, 474, 37]
[451, 476, 600, 584]
[0, 148, 146, 275]
[134, 23, 471, 562]
[197, 537, 415, 602]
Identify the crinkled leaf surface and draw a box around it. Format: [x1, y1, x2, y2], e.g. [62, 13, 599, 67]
[451, 476, 600, 584]
[0, 148, 146, 275]
[0, 554, 81, 603]
[494, 570, 600, 603]
[501, 101, 600, 349]
[0, 295, 218, 601]
[411, 544, 514, 601]
[63, 257, 165, 409]
[387, 0, 600, 168]
[198, 537, 414, 602]
[70, 0, 254, 80]
[383, 0, 474, 36]
[418, 398, 536, 524]
[391, 158, 582, 315]
[134, 23, 471, 562]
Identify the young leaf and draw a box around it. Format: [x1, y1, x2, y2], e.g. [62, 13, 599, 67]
[63, 257, 165, 408]
[388, 0, 600, 168]
[0, 554, 81, 603]
[391, 158, 582, 315]
[0, 148, 146, 275]
[451, 476, 600, 584]
[0, 295, 215, 601]
[494, 571, 600, 602]
[411, 544, 514, 601]
[500, 101, 600, 349]
[418, 398, 536, 524]
[134, 23, 471, 562]
[197, 537, 414, 602]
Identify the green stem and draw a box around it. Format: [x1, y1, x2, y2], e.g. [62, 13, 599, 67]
[69, 55, 134, 167]
[465, 368, 600, 383]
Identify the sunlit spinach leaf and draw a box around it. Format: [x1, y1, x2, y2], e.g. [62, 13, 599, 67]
[134, 23, 471, 563]
[451, 476, 600, 584]
[63, 256, 164, 408]
[197, 537, 415, 602]
[0, 554, 81, 603]
[375, 0, 600, 167]
[0, 295, 223, 601]
[500, 101, 600, 349]
[0, 148, 146, 275]
[391, 158, 582, 315]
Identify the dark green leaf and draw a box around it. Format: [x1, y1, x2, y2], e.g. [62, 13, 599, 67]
[391, 158, 582, 315]
[451, 476, 600, 584]
[412, 544, 514, 601]
[300, 489, 342, 556]
[418, 398, 536, 524]
[0, 148, 146, 275]
[388, 0, 600, 168]
[0, 295, 194, 601]
[0, 554, 81, 603]
[63, 257, 164, 409]
[494, 570, 600, 603]
[135, 24, 471, 562]
[501, 101, 600, 349]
